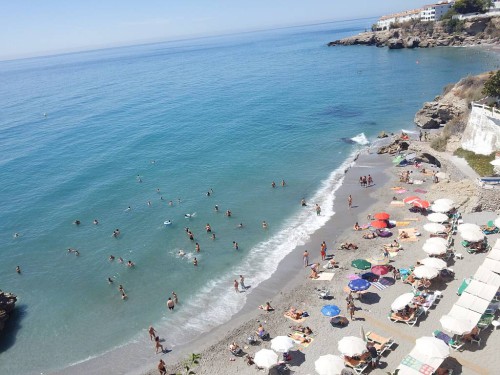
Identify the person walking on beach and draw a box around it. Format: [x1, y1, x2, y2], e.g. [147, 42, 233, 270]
[167, 298, 175, 311]
[149, 326, 157, 341]
[320, 241, 327, 260]
[158, 359, 166, 375]
[348, 300, 356, 321]
[367, 175, 373, 187]
[303, 250, 309, 267]
[234, 279, 239, 293]
[240, 275, 246, 289]
[155, 335, 164, 354]
[315, 204, 321, 216]
[348, 195, 353, 209]
[172, 291, 178, 305]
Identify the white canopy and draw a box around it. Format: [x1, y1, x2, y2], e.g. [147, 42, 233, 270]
[425, 237, 448, 246]
[449, 305, 482, 328]
[495, 217, 500, 228]
[396, 346, 446, 375]
[440, 314, 474, 335]
[460, 229, 484, 242]
[431, 203, 453, 213]
[427, 213, 449, 223]
[493, 238, 500, 251]
[456, 293, 490, 314]
[434, 198, 455, 207]
[254, 349, 278, 368]
[337, 336, 367, 357]
[419, 257, 447, 270]
[314, 354, 345, 375]
[413, 265, 439, 279]
[391, 293, 415, 311]
[422, 242, 447, 255]
[465, 280, 498, 301]
[270, 336, 295, 353]
[482, 258, 500, 275]
[457, 223, 481, 233]
[487, 247, 500, 261]
[415, 337, 450, 359]
[423, 223, 446, 234]
[473, 266, 500, 288]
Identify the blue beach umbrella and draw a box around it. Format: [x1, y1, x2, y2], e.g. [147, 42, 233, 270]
[321, 305, 341, 317]
[348, 279, 371, 292]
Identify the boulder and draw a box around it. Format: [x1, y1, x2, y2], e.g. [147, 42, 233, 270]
[0, 291, 17, 334]
[405, 36, 420, 48]
[464, 18, 489, 35]
[419, 39, 430, 48]
[388, 38, 404, 49]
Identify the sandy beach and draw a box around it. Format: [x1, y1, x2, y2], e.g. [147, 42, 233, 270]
[144, 136, 500, 375]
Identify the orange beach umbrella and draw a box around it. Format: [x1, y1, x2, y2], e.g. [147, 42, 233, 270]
[374, 212, 390, 220]
[403, 196, 421, 204]
[413, 199, 430, 209]
[371, 220, 388, 229]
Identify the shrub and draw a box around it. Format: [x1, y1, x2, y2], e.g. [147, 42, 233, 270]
[453, 0, 493, 14]
[430, 136, 450, 151]
[442, 18, 465, 33]
[454, 148, 495, 176]
[482, 70, 500, 98]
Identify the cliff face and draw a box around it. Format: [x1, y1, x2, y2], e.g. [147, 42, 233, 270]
[0, 291, 17, 333]
[328, 16, 500, 49]
[461, 105, 500, 155]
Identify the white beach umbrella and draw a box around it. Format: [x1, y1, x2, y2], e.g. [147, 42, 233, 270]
[419, 257, 447, 270]
[466, 280, 498, 301]
[490, 159, 500, 166]
[458, 223, 481, 233]
[423, 223, 446, 233]
[337, 336, 367, 357]
[254, 349, 279, 368]
[456, 293, 490, 314]
[415, 336, 450, 359]
[431, 203, 453, 213]
[473, 266, 500, 287]
[434, 198, 455, 207]
[423, 242, 447, 255]
[435, 172, 448, 179]
[425, 237, 448, 246]
[440, 315, 473, 335]
[487, 247, 500, 261]
[427, 213, 449, 223]
[413, 265, 439, 279]
[315, 354, 345, 375]
[495, 217, 500, 228]
[270, 336, 295, 353]
[460, 229, 484, 242]
[391, 293, 415, 311]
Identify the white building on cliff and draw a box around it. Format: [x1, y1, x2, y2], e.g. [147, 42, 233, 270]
[376, 1, 455, 30]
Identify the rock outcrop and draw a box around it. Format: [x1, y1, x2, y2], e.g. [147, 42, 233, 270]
[328, 16, 500, 49]
[0, 291, 17, 333]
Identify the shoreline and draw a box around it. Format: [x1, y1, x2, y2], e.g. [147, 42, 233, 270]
[147, 144, 396, 375]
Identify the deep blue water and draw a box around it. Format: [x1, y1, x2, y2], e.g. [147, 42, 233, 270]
[0, 19, 498, 374]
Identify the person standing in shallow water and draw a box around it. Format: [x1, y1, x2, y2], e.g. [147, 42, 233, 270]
[303, 250, 309, 267]
[315, 204, 321, 216]
[234, 279, 239, 293]
[348, 195, 352, 209]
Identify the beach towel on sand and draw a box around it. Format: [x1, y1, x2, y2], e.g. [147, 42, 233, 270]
[390, 201, 405, 207]
[313, 272, 334, 281]
[398, 228, 418, 242]
[284, 314, 307, 323]
[414, 189, 427, 194]
[371, 281, 388, 291]
[391, 187, 403, 190]
[396, 221, 410, 227]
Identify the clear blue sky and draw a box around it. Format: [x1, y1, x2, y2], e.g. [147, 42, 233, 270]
[1, 0, 430, 60]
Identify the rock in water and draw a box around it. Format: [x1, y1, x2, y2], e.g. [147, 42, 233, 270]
[0, 291, 18, 333]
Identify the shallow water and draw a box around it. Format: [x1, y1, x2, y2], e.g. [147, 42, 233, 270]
[0, 19, 498, 374]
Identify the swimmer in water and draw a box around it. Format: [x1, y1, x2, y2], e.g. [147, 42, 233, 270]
[262, 221, 268, 229]
[13, 233, 20, 238]
[195, 243, 200, 252]
[108, 277, 113, 284]
[125, 206, 131, 212]
[233, 241, 239, 250]
[16, 266, 21, 274]
[109, 255, 115, 261]
[238, 223, 243, 228]
[225, 210, 232, 217]
[281, 179, 286, 187]
[121, 290, 128, 300]
[119, 284, 124, 292]
[301, 198, 307, 207]
[271, 181, 276, 188]
[193, 257, 198, 266]
[93, 219, 99, 225]
[214, 205, 219, 212]
[147, 201, 151, 207]
[127, 260, 135, 267]
[206, 191, 211, 197]
[156, 188, 160, 193]
[118, 257, 124, 263]
[178, 250, 185, 257]
[74, 220, 81, 225]
[206, 224, 212, 232]
[212, 233, 216, 240]
[168, 200, 173, 206]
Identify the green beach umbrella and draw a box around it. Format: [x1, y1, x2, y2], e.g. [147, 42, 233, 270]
[351, 259, 371, 270]
[392, 155, 404, 164]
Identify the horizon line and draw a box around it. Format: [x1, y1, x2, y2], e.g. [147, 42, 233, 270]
[0, 16, 376, 63]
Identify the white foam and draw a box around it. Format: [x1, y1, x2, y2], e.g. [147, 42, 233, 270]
[350, 132, 370, 145]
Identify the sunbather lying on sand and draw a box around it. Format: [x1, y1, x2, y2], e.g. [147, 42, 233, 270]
[384, 240, 400, 249]
[339, 242, 358, 250]
[229, 342, 242, 355]
[363, 232, 377, 239]
[285, 308, 304, 320]
[289, 325, 313, 335]
[258, 302, 274, 311]
[353, 222, 361, 231]
[398, 231, 409, 239]
[287, 333, 311, 343]
[324, 259, 338, 269]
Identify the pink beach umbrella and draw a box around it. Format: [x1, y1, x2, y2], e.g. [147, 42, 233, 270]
[403, 196, 421, 204]
[371, 265, 389, 276]
[412, 199, 430, 209]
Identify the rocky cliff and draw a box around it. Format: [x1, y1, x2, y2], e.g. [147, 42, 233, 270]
[0, 291, 17, 333]
[328, 16, 500, 49]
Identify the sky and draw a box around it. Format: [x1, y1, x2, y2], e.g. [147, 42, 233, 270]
[1, 0, 431, 60]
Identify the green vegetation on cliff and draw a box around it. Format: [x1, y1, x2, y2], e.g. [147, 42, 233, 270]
[454, 148, 495, 176]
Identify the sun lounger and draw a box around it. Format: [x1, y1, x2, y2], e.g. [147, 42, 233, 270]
[433, 330, 465, 351]
[478, 313, 494, 329]
[344, 357, 370, 375]
[365, 331, 396, 355]
[388, 309, 420, 326]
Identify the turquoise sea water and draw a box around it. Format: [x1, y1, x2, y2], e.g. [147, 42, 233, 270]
[0, 19, 498, 374]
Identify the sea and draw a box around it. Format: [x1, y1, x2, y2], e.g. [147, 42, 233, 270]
[0, 18, 498, 375]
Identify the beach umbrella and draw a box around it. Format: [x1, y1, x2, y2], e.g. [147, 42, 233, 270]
[425, 237, 448, 246]
[415, 337, 450, 359]
[338, 336, 367, 357]
[321, 305, 341, 317]
[351, 259, 371, 270]
[270, 336, 295, 353]
[393, 155, 405, 164]
[413, 265, 439, 279]
[435, 172, 448, 179]
[460, 229, 484, 242]
[391, 293, 414, 311]
[490, 159, 500, 166]
[315, 354, 345, 375]
[458, 223, 481, 233]
[254, 349, 278, 368]
[403, 196, 421, 204]
[423, 223, 446, 233]
[422, 242, 447, 255]
[371, 265, 389, 276]
[361, 272, 378, 281]
[374, 212, 390, 220]
[419, 257, 447, 270]
[434, 198, 455, 207]
[413, 199, 430, 209]
[431, 203, 453, 213]
[427, 213, 449, 223]
[348, 279, 371, 291]
[495, 217, 500, 228]
[371, 220, 387, 229]
[440, 315, 472, 335]
[367, 255, 389, 266]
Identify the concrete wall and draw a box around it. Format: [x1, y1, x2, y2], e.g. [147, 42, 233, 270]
[461, 105, 500, 155]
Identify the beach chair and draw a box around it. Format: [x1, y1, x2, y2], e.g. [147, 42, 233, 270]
[365, 331, 396, 355]
[478, 314, 494, 329]
[388, 309, 419, 327]
[457, 278, 471, 296]
[344, 357, 369, 375]
[433, 330, 464, 351]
